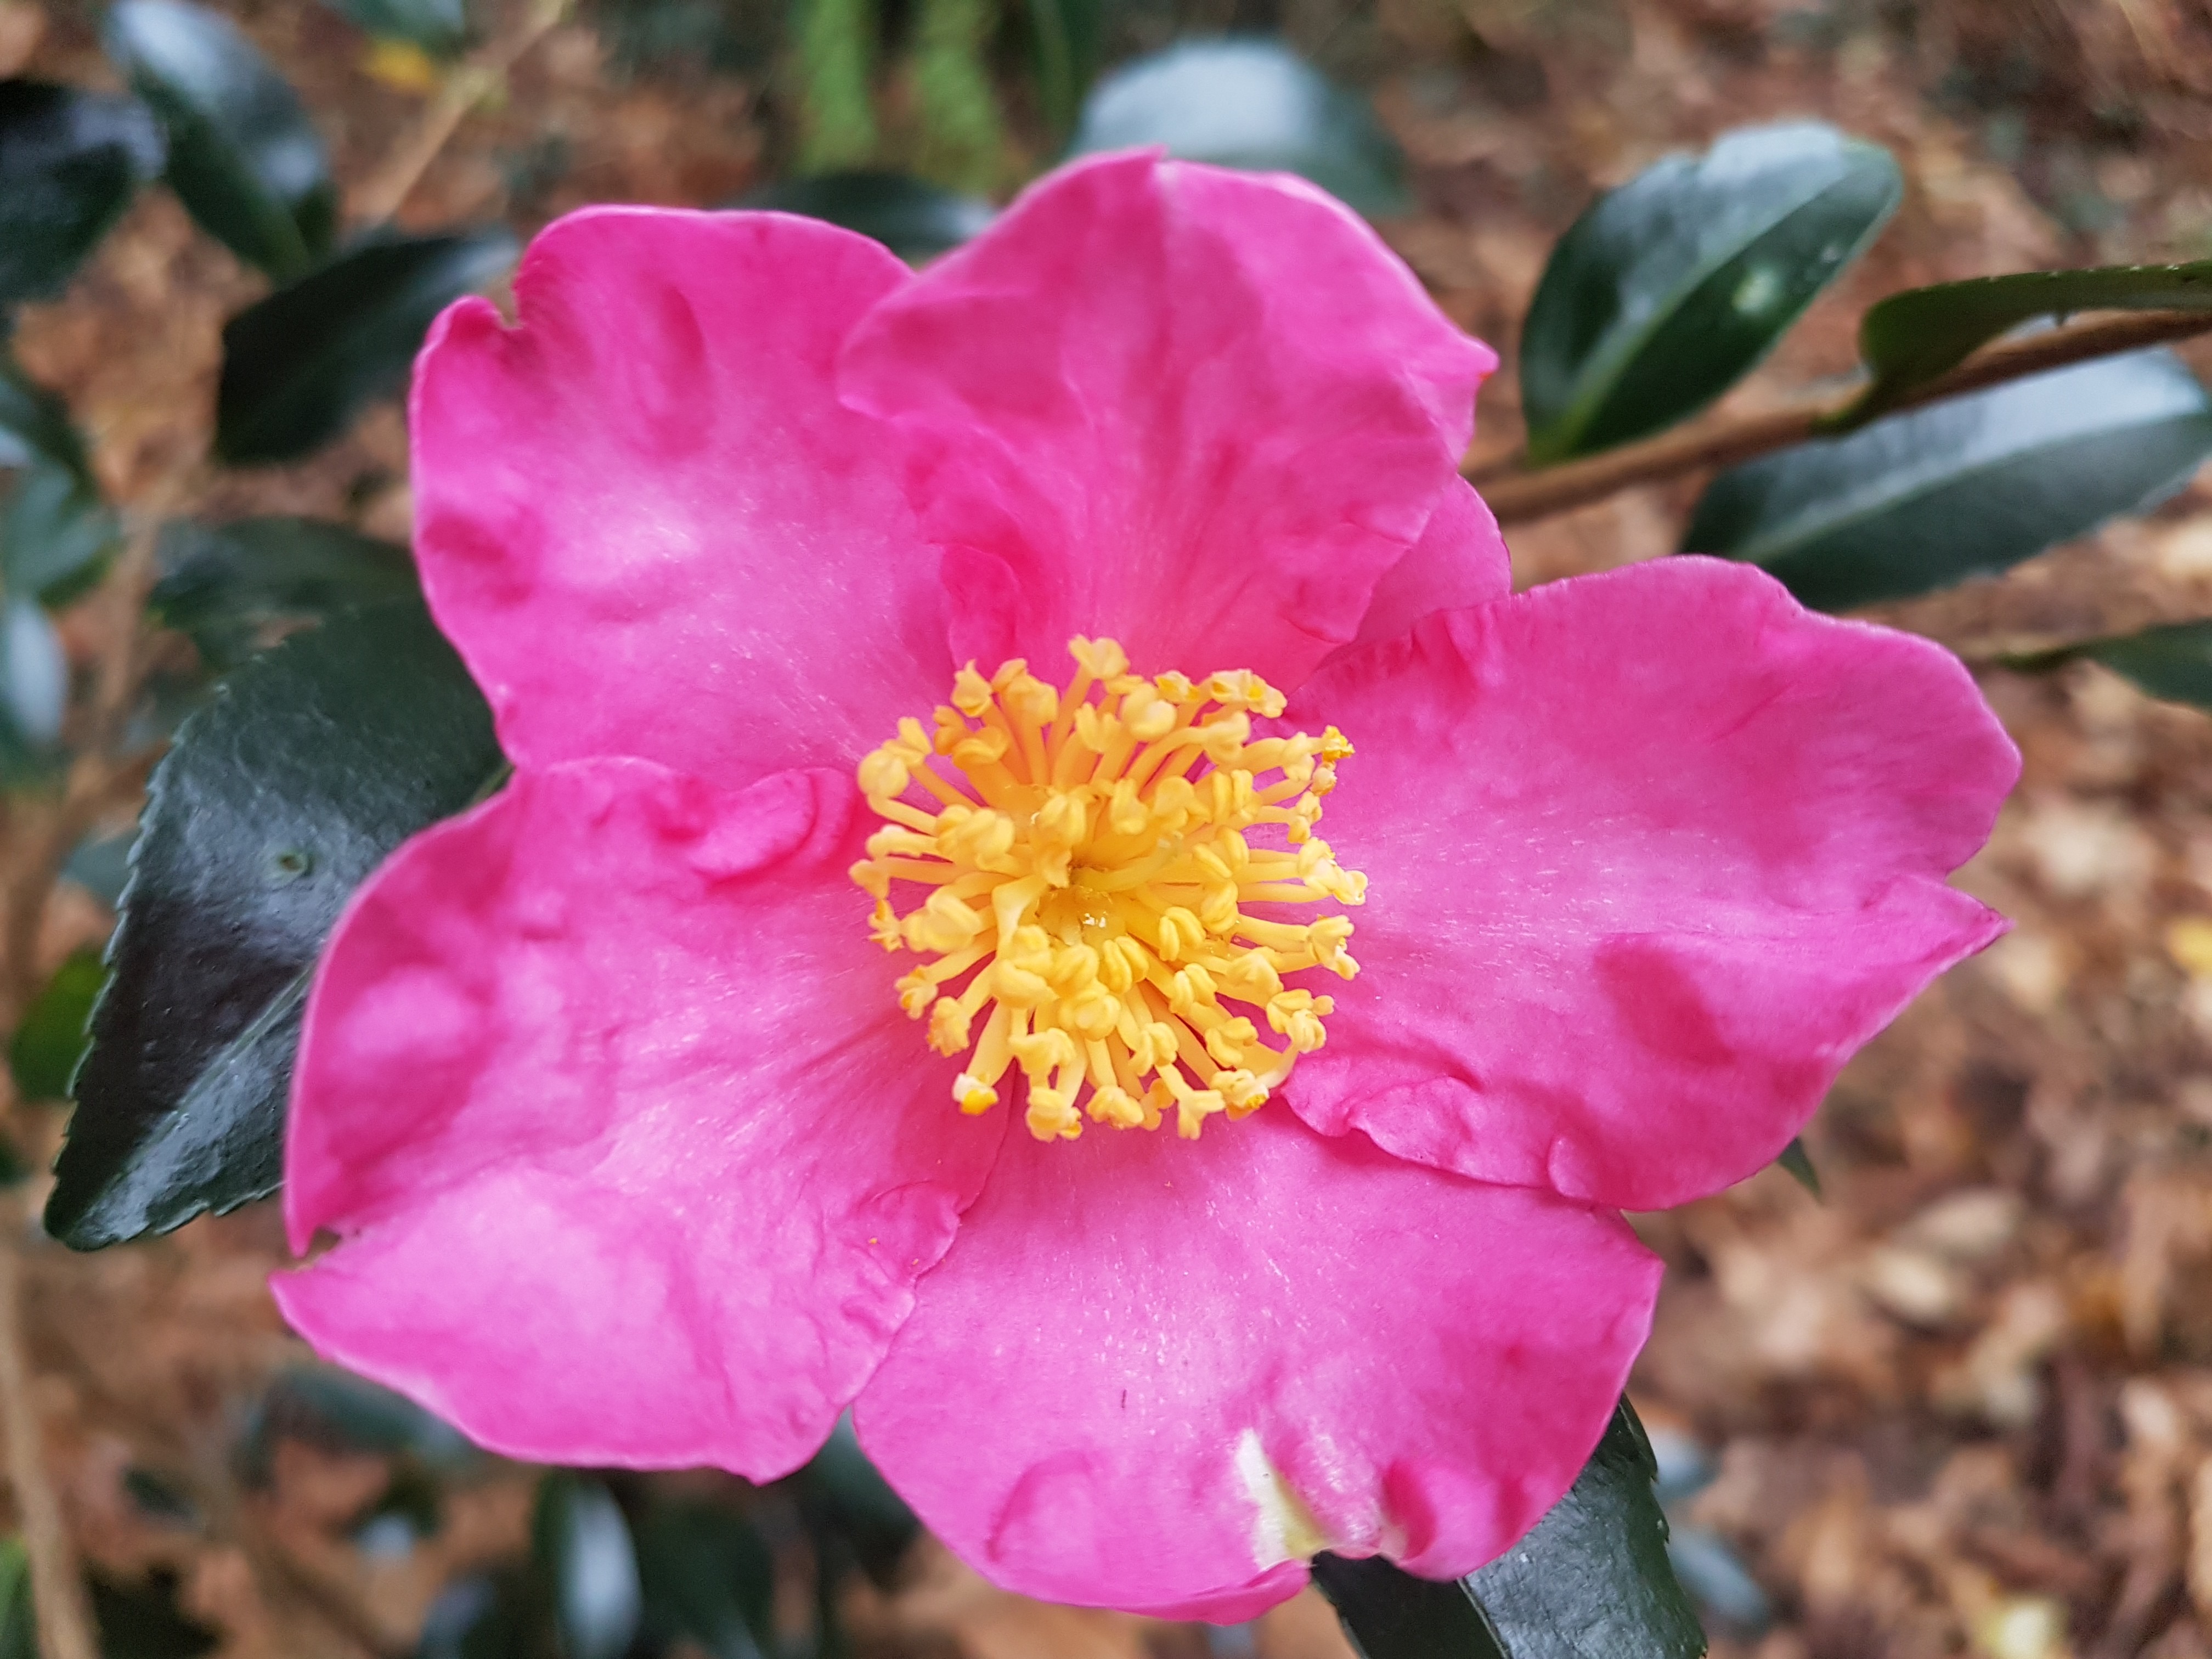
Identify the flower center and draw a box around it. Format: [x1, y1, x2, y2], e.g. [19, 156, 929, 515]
[850, 637, 1366, 1143]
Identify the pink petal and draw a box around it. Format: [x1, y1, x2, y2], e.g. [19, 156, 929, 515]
[838, 153, 1493, 690]
[1329, 478, 1511, 663]
[1283, 557, 2018, 1211]
[410, 207, 946, 787]
[854, 1111, 1657, 1618]
[275, 760, 1001, 1478]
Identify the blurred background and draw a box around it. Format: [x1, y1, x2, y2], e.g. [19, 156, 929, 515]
[11, 1, 2212, 1657]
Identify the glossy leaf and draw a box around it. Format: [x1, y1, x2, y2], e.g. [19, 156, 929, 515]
[1067, 38, 1409, 217]
[104, 0, 336, 281]
[1520, 121, 1900, 464]
[47, 601, 503, 1250]
[797, 1417, 919, 1585]
[2, 466, 119, 607]
[320, 0, 467, 54]
[249, 1363, 478, 1473]
[1310, 1555, 1507, 1659]
[1463, 1401, 1706, 1659]
[217, 229, 517, 465]
[1313, 1403, 1702, 1659]
[1849, 258, 2212, 421]
[0, 81, 165, 304]
[1026, 0, 1103, 134]
[0, 355, 120, 607]
[0, 599, 66, 784]
[153, 516, 416, 668]
[0, 356, 92, 482]
[0, 1539, 28, 1659]
[1776, 1137, 1820, 1197]
[88, 1571, 218, 1659]
[741, 171, 993, 262]
[1684, 349, 2212, 612]
[2017, 619, 2212, 711]
[533, 1476, 642, 1659]
[10, 947, 105, 1102]
[635, 1503, 774, 1659]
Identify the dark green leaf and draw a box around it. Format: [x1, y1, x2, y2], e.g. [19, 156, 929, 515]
[2, 464, 119, 606]
[248, 1363, 477, 1475]
[798, 1418, 919, 1585]
[88, 1571, 219, 1659]
[1848, 258, 2212, 422]
[2019, 618, 2212, 710]
[1024, 0, 1102, 135]
[153, 517, 416, 669]
[217, 229, 517, 465]
[0, 1539, 30, 1659]
[1310, 1555, 1507, 1659]
[1776, 1137, 1820, 1197]
[0, 598, 67, 782]
[1463, 1401, 1706, 1659]
[0, 354, 93, 483]
[319, 0, 467, 55]
[0, 81, 164, 304]
[532, 1476, 641, 1659]
[47, 601, 502, 1250]
[10, 947, 105, 1102]
[1067, 38, 1408, 218]
[636, 1502, 773, 1659]
[416, 1573, 538, 1659]
[1311, 1404, 1702, 1659]
[741, 172, 993, 262]
[0, 356, 114, 603]
[1520, 121, 1899, 464]
[103, 0, 335, 281]
[1684, 349, 2212, 611]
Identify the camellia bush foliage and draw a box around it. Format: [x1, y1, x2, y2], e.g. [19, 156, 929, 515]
[10, 2, 2212, 1656]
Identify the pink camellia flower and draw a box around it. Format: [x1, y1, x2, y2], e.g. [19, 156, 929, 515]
[272, 152, 2018, 1620]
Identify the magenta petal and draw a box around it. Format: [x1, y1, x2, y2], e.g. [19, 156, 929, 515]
[410, 206, 946, 786]
[275, 760, 1001, 1477]
[838, 152, 1493, 689]
[1284, 557, 2019, 1212]
[853, 1112, 1657, 1618]
[1329, 478, 1511, 663]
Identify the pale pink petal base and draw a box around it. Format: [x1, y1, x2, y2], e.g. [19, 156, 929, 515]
[855, 1111, 1658, 1620]
[839, 153, 1494, 691]
[277, 761, 1002, 1478]
[410, 208, 947, 788]
[1284, 557, 2019, 1212]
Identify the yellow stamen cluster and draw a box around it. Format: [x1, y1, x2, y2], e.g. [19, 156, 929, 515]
[850, 637, 1365, 1143]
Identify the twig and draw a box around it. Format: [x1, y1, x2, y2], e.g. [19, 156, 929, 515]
[348, 0, 568, 228]
[1476, 308, 2212, 526]
[0, 1205, 97, 1659]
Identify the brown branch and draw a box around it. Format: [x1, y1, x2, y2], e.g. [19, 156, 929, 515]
[1476, 308, 2212, 526]
[347, 0, 569, 228]
[0, 1209, 98, 1659]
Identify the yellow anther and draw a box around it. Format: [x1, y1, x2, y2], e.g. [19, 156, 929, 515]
[851, 637, 1365, 1144]
[1122, 689, 1177, 741]
[1157, 907, 1205, 962]
[896, 971, 937, 1018]
[952, 663, 995, 717]
[905, 888, 983, 954]
[928, 997, 973, 1054]
[1214, 1069, 1268, 1113]
[1069, 636, 1130, 679]
[1036, 788, 1090, 848]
